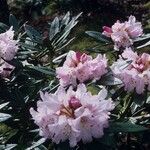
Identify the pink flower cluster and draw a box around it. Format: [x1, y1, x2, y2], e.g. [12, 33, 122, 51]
[30, 84, 114, 147]
[112, 48, 150, 94]
[56, 51, 108, 86]
[0, 27, 18, 77]
[102, 16, 143, 50]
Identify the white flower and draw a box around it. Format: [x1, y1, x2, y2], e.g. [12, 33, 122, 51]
[30, 84, 114, 147]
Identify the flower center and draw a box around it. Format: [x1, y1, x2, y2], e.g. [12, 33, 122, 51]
[132, 57, 150, 72]
[60, 106, 74, 118]
[70, 52, 88, 68]
[59, 97, 82, 118]
[69, 96, 82, 110]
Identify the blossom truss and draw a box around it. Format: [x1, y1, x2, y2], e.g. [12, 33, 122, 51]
[0, 27, 18, 77]
[30, 84, 115, 147]
[56, 51, 108, 87]
[102, 16, 143, 50]
[112, 48, 150, 94]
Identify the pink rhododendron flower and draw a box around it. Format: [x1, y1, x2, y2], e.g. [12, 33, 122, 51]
[0, 27, 18, 61]
[125, 15, 143, 39]
[30, 84, 115, 147]
[112, 48, 150, 94]
[102, 16, 143, 50]
[0, 27, 18, 77]
[56, 51, 108, 86]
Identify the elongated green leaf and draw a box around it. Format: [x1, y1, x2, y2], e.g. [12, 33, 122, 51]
[98, 72, 122, 86]
[64, 18, 78, 32]
[56, 37, 75, 51]
[74, 12, 83, 20]
[52, 12, 81, 49]
[60, 12, 70, 28]
[0, 22, 9, 32]
[137, 40, 150, 49]
[0, 102, 9, 110]
[9, 14, 19, 31]
[133, 33, 150, 42]
[109, 121, 148, 133]
[34, 145, 48, 150]
[0, 113, 11, 122]
[28, 66, 55, 76]
[49, 17, 59, 41]
[133, 92, 146, 106]
[53, 18, 78, 47]
[26, 138, 46, 150]
[86, 31, 111, 43]
[18, 51, 37, 55]
[52, 30, 70, 47]
[24, 25, 42, 44]
[0, 144, 17, 150]
[6, 59, 23, 69]
[100, 134, 116, 148]
[53, 53, 67, 63]
[19, 42, 37, 51]
[111, 60, 132, 70]
[146, 96, 150, 104]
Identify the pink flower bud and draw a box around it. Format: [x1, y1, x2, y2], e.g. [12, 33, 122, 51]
[69, 96, 82, 109]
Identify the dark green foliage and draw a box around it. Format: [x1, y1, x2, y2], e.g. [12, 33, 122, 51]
[0, 11, 150, 150]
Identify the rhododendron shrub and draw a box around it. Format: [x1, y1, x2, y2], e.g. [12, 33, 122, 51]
[0, 13, 150, 150]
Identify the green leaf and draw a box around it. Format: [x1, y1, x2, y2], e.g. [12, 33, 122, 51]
[49, 17, 59, 41]
[60, 12, 70, 28]
[6, 59, 23, 69]
[0, 22, 9, 32]
[98, 71, 122, 86]
[34, 145, 48, 150]
[133, 33, 150, 42]
[109, 121, 148, 133]
[146, 96, 150, 104]
[112, 60, 132, 70]
[85, 31, 111, 43]
[0, 102, 9, 110]
[63, 18, 78, 32]
[27, 66, 55, 76]
[26, 138, 46, 150]
[24, 25, 43, 44]
[112, 87, 124, 100]
[0, 113, 11, 122]
[19, 42, 37, 51]
[53, 19, 77, 47]
[100, 133, 116, 148]
[52, 12, 81, 50]
[74, 12, 83, 20]
[0, 144, 17, 150]
[53, 53, 67, 63]
[9, 14, 19, 31]
[133, 92, 146, 106]
[137, 40, 150, 49]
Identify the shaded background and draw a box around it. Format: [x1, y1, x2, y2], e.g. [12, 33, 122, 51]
[0, 0, 150, 50]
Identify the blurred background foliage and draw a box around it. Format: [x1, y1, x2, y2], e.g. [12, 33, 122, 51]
[4, 0, 150, 51]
